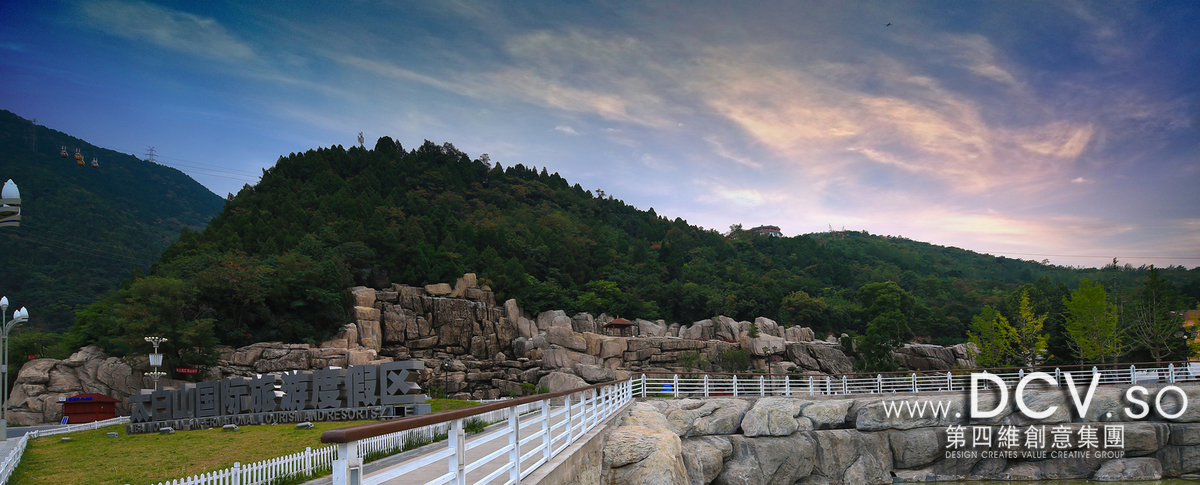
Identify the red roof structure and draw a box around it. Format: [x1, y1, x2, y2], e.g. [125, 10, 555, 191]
[604, 317, 635, 337]
[61, 393, 120, 424]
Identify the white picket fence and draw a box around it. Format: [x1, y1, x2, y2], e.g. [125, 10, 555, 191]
[0, 432, 31, 485]
[149, 402, 539, 485]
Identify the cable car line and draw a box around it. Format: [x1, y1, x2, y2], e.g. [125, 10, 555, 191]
[9, 231, 155, 266]
[16, 220, 163, 262]
[6, 233, 156, 267]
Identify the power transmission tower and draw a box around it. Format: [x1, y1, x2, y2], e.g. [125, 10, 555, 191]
[144, 146, 158, 163]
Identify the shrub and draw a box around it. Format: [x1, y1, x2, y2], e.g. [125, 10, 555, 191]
[716, 348, 751, 373]
[678, 350, 710, 372]
[463, 418, 487, 434]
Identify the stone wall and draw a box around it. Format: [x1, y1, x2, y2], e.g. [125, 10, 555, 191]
[602, 385, 1200, 484]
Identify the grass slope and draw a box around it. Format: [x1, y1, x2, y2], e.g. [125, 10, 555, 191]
[12, 399, 479, 484]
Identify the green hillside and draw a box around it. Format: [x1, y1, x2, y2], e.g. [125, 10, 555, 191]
[63, 137, 1200, 371]
[0, 110, 225, 332]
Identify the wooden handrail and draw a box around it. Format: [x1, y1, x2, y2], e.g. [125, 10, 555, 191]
[321, 377, 630, 444]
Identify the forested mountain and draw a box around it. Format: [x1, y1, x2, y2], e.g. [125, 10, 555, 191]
[64, 137, 1200, 371]
[0, 110, 225, 331]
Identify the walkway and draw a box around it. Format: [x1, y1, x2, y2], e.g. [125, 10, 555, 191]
[304, 404, 580, 485]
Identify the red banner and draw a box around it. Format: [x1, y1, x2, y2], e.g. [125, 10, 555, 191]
[175, 367, 199, 375]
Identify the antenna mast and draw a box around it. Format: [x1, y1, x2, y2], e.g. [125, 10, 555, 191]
[144, 146, 158, 164]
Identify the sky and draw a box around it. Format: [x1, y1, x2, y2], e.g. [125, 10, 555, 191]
[2, 0, 1198, 269]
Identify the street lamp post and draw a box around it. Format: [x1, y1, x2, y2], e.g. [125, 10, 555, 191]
[1, 297, 30, 441]
[0, 180, 21, 228]
[144, 336, 168, 389]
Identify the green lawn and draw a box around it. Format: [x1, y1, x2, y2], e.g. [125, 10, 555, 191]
[11, 399, 480, 484]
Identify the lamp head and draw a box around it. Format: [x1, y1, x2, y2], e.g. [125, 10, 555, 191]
[1, 180, 18, 200]
[0, 296, 7, 311]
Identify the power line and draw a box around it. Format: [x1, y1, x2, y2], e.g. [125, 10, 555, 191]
[17, 220, 162, 263]
[11, 232, 154, 266]
[6, 233, 155, 267]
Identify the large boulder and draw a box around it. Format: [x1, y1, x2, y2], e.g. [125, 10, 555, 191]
[754, 317, 781, 338]
[785, 341, 854, 375]
[545, 326, 587, 352]
[889, 428, 944, 469]
[541, 347, 598, 370]
[740, 398, 810, 437]
[638, 319, 667, 337]
[449, 273, 477, 298]
[603, 403, 688, 485]
[681, 436, 733, 485]
[357, 318, 382, 352]
[537, 310, 572, 332]
[804, 429, 893, 484]
[745, 335, 786, 356]
[713, 316, 742, 341]
[650, 398, 751, 437]
[351, 286, 376, 307]
[536, 371, 587, 395]
[1093, 458, 1162, 481]
[571, 313, 597, 334]
[714, 434, 815, 485]
[8, 346, 139, 425]
[679, 320, 715, 340]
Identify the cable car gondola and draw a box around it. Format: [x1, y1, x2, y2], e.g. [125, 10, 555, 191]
[91, 157, 99, 169]
[60, 146, 68, 158]
[74, 149, 84, 166]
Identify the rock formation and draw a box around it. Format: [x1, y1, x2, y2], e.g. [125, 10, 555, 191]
[601, 386, 1200, 484]
[7, 273, 975, 424]
[7, 346, 140, 425]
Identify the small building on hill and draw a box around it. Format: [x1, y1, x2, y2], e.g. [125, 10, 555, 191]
[750, 225, 782, 237]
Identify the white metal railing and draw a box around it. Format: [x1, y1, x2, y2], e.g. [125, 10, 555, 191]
[0, 432, 31, 485]
[356, 402, 537, 462]
[35, 415, 130, 437]
[635, 362, 1200, 399]
[328, 378, 634, 485]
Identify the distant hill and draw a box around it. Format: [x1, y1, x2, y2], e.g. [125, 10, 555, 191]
[0, 110, 224, 330]
[83, 137, 1193, 358]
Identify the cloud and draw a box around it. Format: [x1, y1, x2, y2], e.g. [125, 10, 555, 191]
[78, 0, 255, 61]
[693, 179, 786, 207]
[554, 125, 580, 135]
[704, 136, 762, 169]
[687, 43, 1104, 195]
